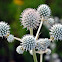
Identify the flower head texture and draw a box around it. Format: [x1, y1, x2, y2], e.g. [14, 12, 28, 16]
[20, 8, 41, 30]
[21, 35, 36, 51]
[37, 4, 51, 17]
[36, 38, 51, 51]
[16, 45, 24, 54]
[46, 49, 51, 55]
[7, 34, 14, 42]
[0, 21, 10, 37]
[48, 18, 54, 25]
[50, 24, 62, 41]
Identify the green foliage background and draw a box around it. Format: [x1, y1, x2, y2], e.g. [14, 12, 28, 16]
[0, 0, 62, 62]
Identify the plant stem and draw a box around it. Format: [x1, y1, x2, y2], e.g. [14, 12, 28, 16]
[35, 17, 44, 62]
[30, 28, 38, 62]
[35, 17, 44, 40]
[40, 54, 43, 62]
[14, 37, 22, 42]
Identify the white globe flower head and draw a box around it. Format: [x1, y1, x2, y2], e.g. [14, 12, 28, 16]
[46, 49, 51, 55]
[52, 53, 58, 59]
[54, 59, 61, 62]
[48, 18, 54, 25]
[36, 38, 51, 50]
[37, 4, 51, 17]
[50, 24, 62, 41]
[16, 45, 24, 54]
[7, 34, 14, 42]
[20, 8, 41, 30]
[36, 38, 51, 51]
[54, 17, 59, 23]
[0, 21, 10, 37]
[45, 55, 50, 60]
[21, 35, 36, 51]
[50, 43, 56, 50]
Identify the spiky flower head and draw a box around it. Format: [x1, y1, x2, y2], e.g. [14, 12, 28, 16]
[52, 53, 58, 59]
[0, 21, 10, 37]
[37, 4, 51, 17]
[45, 55, 50, 60]
[36, 38, 51, 51]
[21, 35, 36, 51]
[50, 24, 62, 41]
[7, 34, 14, 42]
[20, 8, 41, 30]
[16, 45, 24, 54]
[48, 18, 54, 25]
[46, 49, 51, 55]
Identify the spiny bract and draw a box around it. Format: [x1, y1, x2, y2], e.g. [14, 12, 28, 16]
[20, 8, 41, 30]
[0, 21, 10, 37]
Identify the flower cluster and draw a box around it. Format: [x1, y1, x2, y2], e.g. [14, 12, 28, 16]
[0, 3, 62, 62]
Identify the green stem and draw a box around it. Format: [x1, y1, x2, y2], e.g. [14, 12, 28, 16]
[30, 28, 38, 62]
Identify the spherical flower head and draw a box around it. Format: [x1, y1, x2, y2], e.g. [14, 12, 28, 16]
[21, 35, 36, 51]
[54, 59, 61, 62]
[20, 8, 41, 30]
[52, 53, 58, 59]
[16, 45, 24, 54]
[7, 34, 14, 42]
[37, 4, 51, 17]
[0, 21, 10, 37]
[48, 18, 54, 25]
[46, 49, 51, 55]
[50, 43, 56, 50]
[45, 55, 50, 60]
[50, 24, 62, 41]
[36, 41, 47, 51]
[36, 38, 51, 51]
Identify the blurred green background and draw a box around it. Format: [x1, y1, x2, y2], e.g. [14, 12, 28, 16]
[0, 0, 62, 62]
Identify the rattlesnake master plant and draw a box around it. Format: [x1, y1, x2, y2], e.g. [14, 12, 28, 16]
[20, 8, 41, 30]
[50, 24, 62, 41]
[0, 21, 10, 37]
[0, 4, 62, 62]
